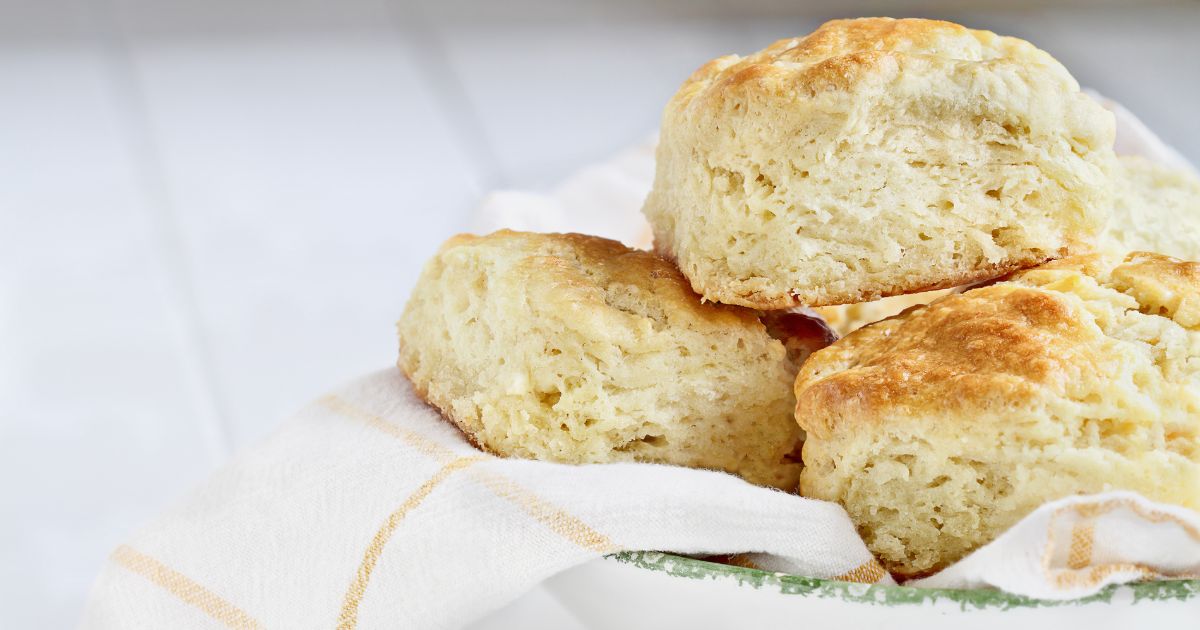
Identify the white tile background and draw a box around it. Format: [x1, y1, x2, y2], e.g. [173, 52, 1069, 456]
[2, 1, 1198, 627]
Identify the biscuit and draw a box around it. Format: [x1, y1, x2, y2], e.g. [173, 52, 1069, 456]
[398, 230, 831, 488]
[1104, 155, 1200, 260]
[644, 17, 1115, 308]
[795, 252, 1200, 577]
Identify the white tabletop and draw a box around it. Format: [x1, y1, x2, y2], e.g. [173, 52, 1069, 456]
[3, 1, 1198, 627]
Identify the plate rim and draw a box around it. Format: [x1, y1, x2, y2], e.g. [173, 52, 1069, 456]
[608, 551, 1200, 609]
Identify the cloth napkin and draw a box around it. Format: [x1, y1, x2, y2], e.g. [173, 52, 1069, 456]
[84, 95, 1200, 629]
[82, 371, 884, 629]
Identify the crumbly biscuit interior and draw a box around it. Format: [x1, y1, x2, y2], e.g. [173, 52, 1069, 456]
[399, 232, 806, 488]
[645, 19, 1114, 307]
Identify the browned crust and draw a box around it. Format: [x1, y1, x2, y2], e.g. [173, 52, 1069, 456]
[797, 284, 1083, 437]
[793, 252, 1200, 439]
[684, 18, 1000, 100]
[702, 251, 1064, 310]
[457, 229, 767, 327]
[780, 17, 970, 59]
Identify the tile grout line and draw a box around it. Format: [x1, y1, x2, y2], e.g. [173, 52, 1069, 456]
[386, 0, 509, 194]
[88, 0, 234, 464]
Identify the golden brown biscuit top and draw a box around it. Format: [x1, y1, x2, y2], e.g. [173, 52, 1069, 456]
[438, 230, 765, 332]
[783, 18, 975, 57]
[439, 230, 837, 365]
[676, 17, 1059, 104]
[795, 252, 1200, 439]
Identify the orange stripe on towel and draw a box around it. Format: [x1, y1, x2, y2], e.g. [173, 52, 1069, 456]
[337, 455, 485, 630]
[111, 545, 262, 629]
[834, 559, 888, 584]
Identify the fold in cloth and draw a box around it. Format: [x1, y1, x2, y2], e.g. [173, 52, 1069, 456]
[83, 371, 885, 629]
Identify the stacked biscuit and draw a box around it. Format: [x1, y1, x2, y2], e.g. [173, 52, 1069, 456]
[398, 18, 1200, 579]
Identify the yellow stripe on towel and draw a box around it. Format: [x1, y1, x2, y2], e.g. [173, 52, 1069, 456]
[111, 545, 262, 630]
[337, 455, 486, 630]
[327, 397, 619, 555]
[833, 559, 888, 584]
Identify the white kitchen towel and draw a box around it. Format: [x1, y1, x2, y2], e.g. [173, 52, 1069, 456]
[909, 492, 1200, 598]
[82, 370, 886, 630]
